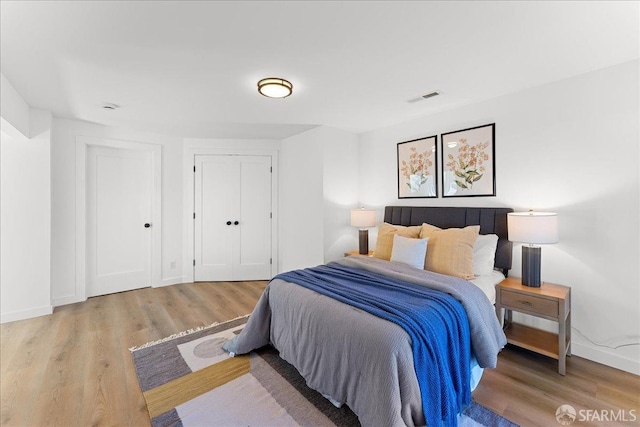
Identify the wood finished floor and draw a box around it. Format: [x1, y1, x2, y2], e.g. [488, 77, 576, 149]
[1, 281, 638, 427]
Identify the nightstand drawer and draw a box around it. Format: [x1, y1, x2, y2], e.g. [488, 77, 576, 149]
[500, 290, 558, 317]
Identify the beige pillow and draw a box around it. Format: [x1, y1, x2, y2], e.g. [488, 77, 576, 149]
[373, 223, 422, 260]
[419, 223, 480, 279]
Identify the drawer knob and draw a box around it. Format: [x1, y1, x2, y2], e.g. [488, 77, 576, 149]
[520, 300, 533, 306]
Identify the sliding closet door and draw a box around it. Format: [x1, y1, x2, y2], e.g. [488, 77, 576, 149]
[194, 155, 272, 281]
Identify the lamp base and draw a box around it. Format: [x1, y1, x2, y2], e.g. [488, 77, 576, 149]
[358, 229, 369, 255]
[522, 245, 541, 287]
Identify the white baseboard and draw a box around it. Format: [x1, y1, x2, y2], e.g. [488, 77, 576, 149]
[53, 295, 86, 307]
[1, 305, 53, 324]
[155, 277, 184, 288]
[572, 342, 640, 375]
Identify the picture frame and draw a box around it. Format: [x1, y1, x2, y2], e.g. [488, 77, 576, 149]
[441, 123, 496, 197]
[397, 135, 438, 199]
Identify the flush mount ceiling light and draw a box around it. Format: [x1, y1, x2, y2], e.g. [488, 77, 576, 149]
[257, 78, 293, 98]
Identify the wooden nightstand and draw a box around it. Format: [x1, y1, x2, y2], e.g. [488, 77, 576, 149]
[344, 250, 374, 257]
[495, 277, 571, 375]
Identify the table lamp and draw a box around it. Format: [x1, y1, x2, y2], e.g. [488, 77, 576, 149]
[507, 211, 559, 287]
[351, 208, 377, 255]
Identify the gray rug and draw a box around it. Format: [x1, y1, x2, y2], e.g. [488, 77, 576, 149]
[131, 315, 518, 427]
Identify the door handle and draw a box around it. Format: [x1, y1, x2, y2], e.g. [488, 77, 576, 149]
[234, 221, 239, 225]
[144, 223, 151, 228]
[226, 221, 232, 225]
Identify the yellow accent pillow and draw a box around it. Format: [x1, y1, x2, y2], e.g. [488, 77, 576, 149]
[419, 223, 480, 279]
[373, 223, 422, 261]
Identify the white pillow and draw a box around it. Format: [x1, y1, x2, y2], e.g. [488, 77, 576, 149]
[473, 234, 499, 276]
[390, 234, 429, 269]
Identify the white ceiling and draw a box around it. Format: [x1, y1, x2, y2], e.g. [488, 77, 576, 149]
[1, 1, 638, 140]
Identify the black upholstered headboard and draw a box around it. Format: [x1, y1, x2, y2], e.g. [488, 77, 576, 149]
[384, 206, 513, 275]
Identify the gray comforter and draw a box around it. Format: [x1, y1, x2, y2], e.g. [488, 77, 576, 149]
[224, 256, 506, 427]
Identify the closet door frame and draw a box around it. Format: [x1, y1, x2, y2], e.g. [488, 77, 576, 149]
[183, 145, 279, 284]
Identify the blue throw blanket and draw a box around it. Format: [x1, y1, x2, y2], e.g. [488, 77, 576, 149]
[275, 263, 471, 427]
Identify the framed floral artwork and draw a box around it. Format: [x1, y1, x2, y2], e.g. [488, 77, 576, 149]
[397, 135, 438, 198]
[441, 123, 495, 197]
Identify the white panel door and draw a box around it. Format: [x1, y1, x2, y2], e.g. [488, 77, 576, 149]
[236, 156, 272, 279]
[194, 155, 235, 281]
[87, 146, 153, 297]
[194, 155, 272, 281]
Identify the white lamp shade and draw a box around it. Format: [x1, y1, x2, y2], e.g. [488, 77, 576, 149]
[508, 212, 559, 244]
[351, 208, 376, 228]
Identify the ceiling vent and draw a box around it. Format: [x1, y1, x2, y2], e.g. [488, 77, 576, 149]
[101, 103, 120, 110]
[408, 91, 440, 103]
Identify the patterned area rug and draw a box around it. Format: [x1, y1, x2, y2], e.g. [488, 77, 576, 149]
[130, 315, 517, 427]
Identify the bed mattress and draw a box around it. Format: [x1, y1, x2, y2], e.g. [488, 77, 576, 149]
[225, 256, 506, 426]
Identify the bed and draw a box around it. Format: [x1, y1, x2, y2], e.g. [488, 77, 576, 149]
[224, 206, 511, 427]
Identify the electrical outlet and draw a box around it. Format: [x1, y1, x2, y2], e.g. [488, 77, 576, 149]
[170, 261, 176, 269]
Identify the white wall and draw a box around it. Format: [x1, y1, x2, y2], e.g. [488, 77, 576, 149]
[280, 126, 360, 270]
[358, 60, 640, 374]
[321, 127, 360, 262]
[1, 109, 53, 323]
[0, 73, 30, 138]
[51, 118, 183, 305]
[280, 129, 325, 271]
